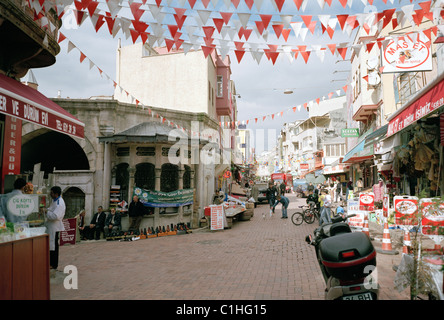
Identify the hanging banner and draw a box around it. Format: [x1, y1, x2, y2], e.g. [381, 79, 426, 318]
[210, 204, 225, 230]
[394, 195, 418, 226]
[133, 187, 194, 207]
[382, 33, 432, 74]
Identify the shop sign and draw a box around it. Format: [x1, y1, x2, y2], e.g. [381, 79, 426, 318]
[210, 205, 224, 230]
[382, 34, 432, 73]
[60, 218, 77, 246]
[133, 187, 194, 207]
[394, 196, 418, 226]
[420, 198, 444, 239]
[341, 128, 359, 137]
[7, 194, 36, 217]
[1, 116, 21, 181]
[0, 91, 84, 139]
[300, 163, 309, 170]
[359, 192, 375, 211]
[387, 78, 444, 137]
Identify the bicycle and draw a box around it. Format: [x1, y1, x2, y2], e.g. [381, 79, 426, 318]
[291, 204, 319, 225]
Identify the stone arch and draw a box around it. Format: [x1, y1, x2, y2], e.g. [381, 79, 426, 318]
[22, 124, 96, 175]
[21, 130, 90, 178]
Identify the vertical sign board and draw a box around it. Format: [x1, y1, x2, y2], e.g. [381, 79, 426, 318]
[60, 218, 77, 246]
[1, 116, 22, 191]
[210, 205, 224, 231]
[383, 194, 390, 218]
[394, 196, 418, 227]
[420, 198, 444, 244]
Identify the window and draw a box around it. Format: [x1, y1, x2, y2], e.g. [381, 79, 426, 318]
[115, 163, 129, 202]
[135, 163, 155, 191]
[116, 147, 130, 157]
[325, 144, 346, 157]
[183, 165, 191, 189]
[136, 147, 155, 156]
[217, 75, 223, 97]
[161, 163, 179, 192]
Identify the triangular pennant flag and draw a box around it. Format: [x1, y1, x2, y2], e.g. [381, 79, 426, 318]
[293, 0, 304, 10]
[213, 18, 224, 33]
[234, 50, 245, 63]
[300, 50, 311, 63]
[201, 45, 215, 58]
[274, 0, 285, 12]
[337, 14, 348, 30]
[79, 52, 87, 63]
[282, 28, 291, 41]
[129, 2, 144, 21]
[337, 47, 347, 60]
[57, 32, 66, 43]
[220, 12, 233, 25]
[300, 15, 312, 28]
[245, 0, 254, 9]
[272, 24, 284, 38]
[260, 14, 272, 29]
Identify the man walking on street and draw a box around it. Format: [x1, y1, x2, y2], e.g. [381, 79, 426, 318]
[272, 195, 289, 219]
[266, 182, 278, 218]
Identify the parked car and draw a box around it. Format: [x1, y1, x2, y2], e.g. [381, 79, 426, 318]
[255, 182, 269, 203]
[293, 179, 309, 198]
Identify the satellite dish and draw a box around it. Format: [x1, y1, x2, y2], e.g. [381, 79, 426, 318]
[368, 71, 381, 86]
[367, 56, 379, 70]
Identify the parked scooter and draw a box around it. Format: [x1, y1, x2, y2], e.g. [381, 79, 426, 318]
[305, 214, 379, 300]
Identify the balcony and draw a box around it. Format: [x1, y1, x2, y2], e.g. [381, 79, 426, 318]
[0, 0, 61, 78]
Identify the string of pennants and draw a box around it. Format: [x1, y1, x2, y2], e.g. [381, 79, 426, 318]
[31, 0, 444, 64]
[28, 0, 443, 130]
[58, 31, 348, 131]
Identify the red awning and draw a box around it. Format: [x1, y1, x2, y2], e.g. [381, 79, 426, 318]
[341, 155, 373, 164]
[0, 74, 84, 139]
[387, 76, 444, 138]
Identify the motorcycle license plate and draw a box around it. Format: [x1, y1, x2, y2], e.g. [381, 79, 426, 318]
[342, 292, 373, 300]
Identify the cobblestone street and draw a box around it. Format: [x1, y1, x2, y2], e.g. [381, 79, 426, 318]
[50, 193, 411, 304]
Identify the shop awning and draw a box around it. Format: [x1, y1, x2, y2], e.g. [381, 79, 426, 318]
[387, 74, 444, 138]
[364, 124, 388, 148]
[0, 74, 84, 139]
[323, 163, 350, 175]
[342, 140, 365, 162]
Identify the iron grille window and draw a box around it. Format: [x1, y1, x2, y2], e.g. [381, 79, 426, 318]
[136, 147, 155, 156]
[135, 163, 155, 191]
[116, 147, 130, 157]
[161, 163, 179, 192]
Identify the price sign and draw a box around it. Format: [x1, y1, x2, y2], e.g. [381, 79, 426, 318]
[7, 194, 36, 217]
[210, 205, 225, 231]
[347, 199, 365, 229]
[394, 196, 418, 226]
[420, 198, 444, 239]
[359, 192, 375, 211]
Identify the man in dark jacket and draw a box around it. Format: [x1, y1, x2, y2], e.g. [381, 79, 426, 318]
[104, 208, 121, 237]
[128, 195, 145, 232]
[266, 183, 278, 215]
[279, 182, 286, 195]
[88, 206, 106, 240]
[273, 195, 290, 219]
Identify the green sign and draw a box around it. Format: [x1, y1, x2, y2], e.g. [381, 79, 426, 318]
[341, 128, 360, 138]
[133, 187, 194, 208]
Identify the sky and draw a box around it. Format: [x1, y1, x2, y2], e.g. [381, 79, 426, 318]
[30, 0, 426, 154]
